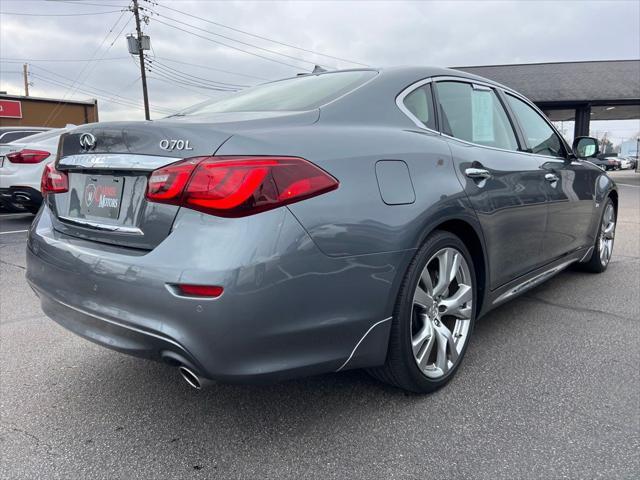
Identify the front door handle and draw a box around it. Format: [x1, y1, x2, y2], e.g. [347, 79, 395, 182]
[465, 168, 491, 179]
[545, 173, 559, 183]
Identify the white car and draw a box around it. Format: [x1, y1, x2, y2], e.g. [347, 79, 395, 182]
[617, 157, 632, 170]
[0, 128, 71, 213]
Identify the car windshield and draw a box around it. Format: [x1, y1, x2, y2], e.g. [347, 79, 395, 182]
[178, 70, 377, 116]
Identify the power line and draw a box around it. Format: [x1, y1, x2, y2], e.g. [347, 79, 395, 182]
[144, 6, 332, 69]
[31, 73, 174, 115]
[146, 57, 249, 88]
[0, 10, 123, 16]
[0, 57, 129, 63]
[144, 63, 236, 92]
[45, 1, 129, 7]
[149, 1, 368, 67]
[30, 63, 166, 110]
[42, 9, 131, 125]
[150, 16, 306, 71]
[156, 57, 270, 81]
[131, 57, 225, 98]
[147, 74, 221, 100]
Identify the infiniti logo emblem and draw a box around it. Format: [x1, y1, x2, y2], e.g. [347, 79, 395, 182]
[79, 132, 97, 151]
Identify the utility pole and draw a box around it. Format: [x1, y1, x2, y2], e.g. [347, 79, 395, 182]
[22, 63, 29, 96]
[131, 0, 150, 120]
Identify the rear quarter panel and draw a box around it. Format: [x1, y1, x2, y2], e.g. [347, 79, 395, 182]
[215, 124, 477, 257]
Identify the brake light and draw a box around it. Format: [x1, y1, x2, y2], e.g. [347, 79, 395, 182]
[7, 149, 50, 164]
[41, 163, 69, 196]
[146, 156, 338, 217]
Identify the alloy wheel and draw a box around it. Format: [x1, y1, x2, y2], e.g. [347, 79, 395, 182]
[411, 247, 473, 379]
[599, 203, 616, 266]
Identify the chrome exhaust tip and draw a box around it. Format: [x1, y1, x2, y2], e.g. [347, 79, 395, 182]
[178, 366, 202, 390]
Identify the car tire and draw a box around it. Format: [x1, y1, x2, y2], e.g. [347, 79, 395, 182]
[579, 197, 616, 273]
[369, 230, 476, 393]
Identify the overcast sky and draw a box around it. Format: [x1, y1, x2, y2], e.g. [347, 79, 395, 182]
[1, 0, 639, 143]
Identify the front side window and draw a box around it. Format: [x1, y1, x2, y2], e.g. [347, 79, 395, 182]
[402, 84, 436, 130]
[180, 70, 377, 115]
[506, 94, 565, 158]
[435, 81, 518, 151]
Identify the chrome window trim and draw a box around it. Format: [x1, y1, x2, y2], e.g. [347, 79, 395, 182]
[396, 74, 571, 161]
[502, 90, 570, 160]
[395, 78, 440, 133]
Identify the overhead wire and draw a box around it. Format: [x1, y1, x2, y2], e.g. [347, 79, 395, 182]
[145, 56, 250, 88]
[148, 16, 307, 71]
[30, 63, 170, 113]
[30, 73, 174, 115]
[0, 57, 130, 63]
[41, 7, 131, 125]
[0, 10, 124, 16]
[152, 57, 271, 81]
[149, 0, 368, 67]
[143, 6, 333, 69]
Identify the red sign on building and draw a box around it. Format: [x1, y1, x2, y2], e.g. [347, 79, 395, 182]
[0, 100, 23, 118]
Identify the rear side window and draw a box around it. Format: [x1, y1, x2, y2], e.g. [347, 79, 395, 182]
[435, 81, 518, 151]
[402, 84, 436, 130]
[505, 94, 565, 158]
[182, 70, 377, 115]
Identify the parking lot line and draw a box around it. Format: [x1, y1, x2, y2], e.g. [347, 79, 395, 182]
[0, 229, 29, 235]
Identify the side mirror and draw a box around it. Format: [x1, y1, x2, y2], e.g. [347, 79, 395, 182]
[572, 136, 599, 158]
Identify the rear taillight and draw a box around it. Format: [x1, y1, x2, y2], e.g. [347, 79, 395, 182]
[146, 156, 338, 217]
[7, 149, 50, 164]
[41, 163, 69, 196]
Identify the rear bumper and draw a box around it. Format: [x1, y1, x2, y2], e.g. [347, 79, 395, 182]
[27, 205, 402, 382]
[31, 283, 203, 372]
[0, 186, 42, 212]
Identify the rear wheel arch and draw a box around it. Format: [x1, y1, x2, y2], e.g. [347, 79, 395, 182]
[423, 219, 487, 318]
[609, 189, 618, 211]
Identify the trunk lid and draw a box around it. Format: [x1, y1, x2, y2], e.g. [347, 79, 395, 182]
[48, 112, 317, 250]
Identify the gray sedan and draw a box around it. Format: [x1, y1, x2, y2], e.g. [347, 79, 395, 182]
[27, 67, 617, 393]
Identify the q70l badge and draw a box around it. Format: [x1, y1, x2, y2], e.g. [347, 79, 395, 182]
[159, 139, 193, 151]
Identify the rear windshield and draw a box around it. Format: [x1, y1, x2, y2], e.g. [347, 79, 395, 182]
[181, 70, 377, 115]
[11, 129, 63, 144]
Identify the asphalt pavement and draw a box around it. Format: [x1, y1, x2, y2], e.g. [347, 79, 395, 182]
[1, 171, 638, 479]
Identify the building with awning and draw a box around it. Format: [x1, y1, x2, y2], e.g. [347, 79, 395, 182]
[455, 60, 640, 139]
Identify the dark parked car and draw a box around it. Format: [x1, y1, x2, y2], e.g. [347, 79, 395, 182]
[27, 67, 617, 393]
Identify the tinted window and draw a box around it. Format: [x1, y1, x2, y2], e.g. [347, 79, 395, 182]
[13, 128, 63, 144]
[506, 94, 565, 158]
[435, 81, 518, 151]
[0, 131, 41, 143]
[402, 84, 436, 130]
[182, 70, 377, 115]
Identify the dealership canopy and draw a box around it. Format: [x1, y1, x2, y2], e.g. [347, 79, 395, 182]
[455, 60, 640, 138]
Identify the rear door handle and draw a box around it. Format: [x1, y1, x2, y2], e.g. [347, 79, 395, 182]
[545, 173, 559, 183]
[465, 168, 491, 179]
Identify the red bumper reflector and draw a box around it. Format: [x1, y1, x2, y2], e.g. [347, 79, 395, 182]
[176, 284, 224, 298]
